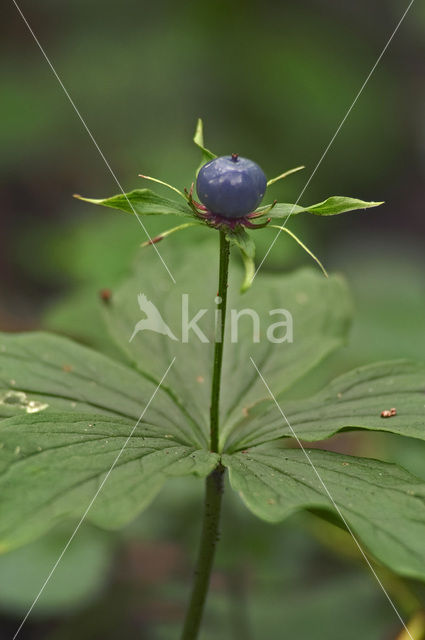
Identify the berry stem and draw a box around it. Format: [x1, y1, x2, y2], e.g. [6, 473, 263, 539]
[210, 229, 230, 453]
[180, 230, 229, 640]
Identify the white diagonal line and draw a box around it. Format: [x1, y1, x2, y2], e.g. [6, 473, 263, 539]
[12, 0, 176, 284]
[253, 0, 415, 283]
[249, 356, 415, 640]
[12, 358, 176, 640]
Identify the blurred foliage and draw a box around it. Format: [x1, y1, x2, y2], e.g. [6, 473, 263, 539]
[0, 526, 112, 617]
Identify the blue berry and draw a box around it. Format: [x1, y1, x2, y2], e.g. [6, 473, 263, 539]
[196, 154, 267, 218]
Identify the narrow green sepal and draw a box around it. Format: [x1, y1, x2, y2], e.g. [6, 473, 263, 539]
[141, 221, 203, 247]
[193, 118, 217, 175]
[267, 165, 305, 186]
[138, 174, 186, 201]
[269, 225, 328, 278]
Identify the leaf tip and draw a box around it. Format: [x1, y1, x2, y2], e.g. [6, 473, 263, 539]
[194, 118, 203, 143]
[240, 280, 252, 294]
[73, 193, 99, 205]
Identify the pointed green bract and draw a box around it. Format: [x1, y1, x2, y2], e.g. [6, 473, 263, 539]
[0, 412, 218, 551]
[225, 228, 256, 292]
[239, 250, 255, 294]
[257, 196, 383, 220]
[74, 189, 192, 218]
[193, 118, 217, 173]
[223, 447, 425, 581]
[304, 196, 384, 216]
[225, 360, 425, 451]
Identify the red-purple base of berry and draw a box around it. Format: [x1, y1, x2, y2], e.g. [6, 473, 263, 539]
[185, 184, 272, 231]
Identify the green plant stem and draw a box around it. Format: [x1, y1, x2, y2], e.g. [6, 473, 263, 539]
[180, 465, 225, 640]
[180, 230, 230, 640]
[210, 229, 230, 453]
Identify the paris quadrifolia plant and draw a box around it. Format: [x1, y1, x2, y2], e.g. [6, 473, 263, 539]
[1, 120, 425, 639]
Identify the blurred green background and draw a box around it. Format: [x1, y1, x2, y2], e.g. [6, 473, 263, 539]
[1, 0, 424, 638]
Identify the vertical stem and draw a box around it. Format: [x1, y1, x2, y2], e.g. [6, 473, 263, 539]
[210, 229, 230, 453]
[180, 465, 225, 640]
[180, 230, 230, 640]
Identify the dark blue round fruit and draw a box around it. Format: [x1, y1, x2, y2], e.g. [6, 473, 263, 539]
[196, 154, 267, 218]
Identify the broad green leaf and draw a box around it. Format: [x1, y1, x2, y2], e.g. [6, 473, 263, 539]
[74, 189, 192, 218]
[257, 196, 383, 220]
[0, 412, 218, 550]
[0, 331, 207, 448]
[223, 447, 425, 580]
[102, 242, 352, 449]
[225, 360, 425, 451]
[193, 118, 216, 174]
